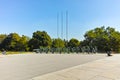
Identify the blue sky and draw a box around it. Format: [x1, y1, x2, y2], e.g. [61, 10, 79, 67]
[0, 0, 120, 40]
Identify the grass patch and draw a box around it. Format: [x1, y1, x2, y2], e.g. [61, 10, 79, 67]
[0, 51, 33, 55]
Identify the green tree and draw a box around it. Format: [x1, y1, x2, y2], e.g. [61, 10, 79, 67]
[83, 26, 120, 52]
[0, 34, 7, 44]
[68, 38, 80, 48]
[28, 38, 40, 51]
[28, 31, 52, 50]
[16, 35, 29, 51]
[52, 38, 65, 48]
[33, 31, 52, 47]
[0, 34, 7, 50]
[1, 33, 21, 51]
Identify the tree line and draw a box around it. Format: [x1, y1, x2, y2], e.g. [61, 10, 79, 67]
[0, 26, 120, 53]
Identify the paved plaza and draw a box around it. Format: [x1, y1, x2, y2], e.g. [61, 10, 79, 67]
[31, 54, 120, 80]
[0, 53, 105, 80]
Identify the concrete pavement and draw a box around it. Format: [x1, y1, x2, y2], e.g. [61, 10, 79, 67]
[0, 53, 105, 80]
[30, 54, 120, 80]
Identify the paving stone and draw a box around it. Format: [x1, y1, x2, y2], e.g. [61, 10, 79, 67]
[30, 54, 120, 80]
[89, 76, 113, 80]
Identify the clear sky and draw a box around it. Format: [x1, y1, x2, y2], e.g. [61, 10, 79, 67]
[0, 0, 120, 40]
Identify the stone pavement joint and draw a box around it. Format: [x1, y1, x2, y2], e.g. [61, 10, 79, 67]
[30, 54, 120, 80]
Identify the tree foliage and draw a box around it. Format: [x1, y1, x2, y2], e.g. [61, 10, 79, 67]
[68, 38, 80, 48]
[52, 38, 65, 48]
[83, 26, 120, 52]
[0, 34, 7, 49]
[16, 35, 29, 51]
[0, 33, 29, 51]
[0, 27, 120, 53]
[28, 31, 52, 50]
[33, 31, 52, 47]
[1, 33, 21, 51]
[28, 38, 40, 51]
[0, 34, 7, 44]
